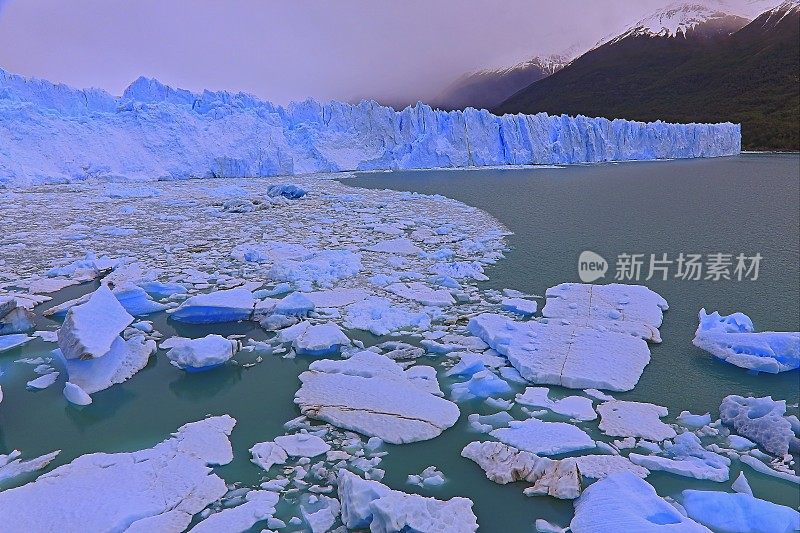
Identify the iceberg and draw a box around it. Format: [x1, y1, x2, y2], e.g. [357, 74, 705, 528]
[0, 416, 236, 532]
[273, 433, 331, 457]
[56, 336, 157, 394]
[515, 387, 597, 421]
[468, 313, 652, 391]
[56, 285, 134, 360]
[682, 489, 800, 533]
[170, 288, 255, 324]
[719, 395, 799, 456]
[0, 68, 740, 188]
[629, 432, 730, 482]
[162, 334, 239, 372]
[191, 490, 278, 533]
[570, 472, 711, 532]
[490, 418, 596, 456]
[0, 296, 36, 335]
[0, 449, 60, 484]
[294, 351, 459, 443]
[337, 469, 478, 532]
[597, 400, 676, 442]
[693, 309, 799, 373]
[0, 333, 33, 353]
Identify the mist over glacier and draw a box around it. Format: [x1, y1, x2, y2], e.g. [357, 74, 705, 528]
[0, 69, 740, 188]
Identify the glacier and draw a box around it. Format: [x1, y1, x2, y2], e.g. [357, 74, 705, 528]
[0, 68, 740, 188]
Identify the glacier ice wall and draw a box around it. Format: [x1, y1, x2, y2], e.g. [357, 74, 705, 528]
[0, 69, 741, 188]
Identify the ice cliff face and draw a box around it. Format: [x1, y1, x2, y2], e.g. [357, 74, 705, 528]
[0, 68, 741, 188]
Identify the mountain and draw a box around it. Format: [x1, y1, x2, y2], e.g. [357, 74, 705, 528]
[431, 54, 569, 111]
[496, 1, 799, 150]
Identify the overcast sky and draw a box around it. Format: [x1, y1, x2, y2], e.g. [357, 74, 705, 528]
[0, 0, 778, 106]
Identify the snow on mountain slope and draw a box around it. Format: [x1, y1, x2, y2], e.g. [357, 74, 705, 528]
[757, 0, 800, 27]
[432, 54, 569, 111]
[0, 69, 740, 188]
[601, 3, 750, 46]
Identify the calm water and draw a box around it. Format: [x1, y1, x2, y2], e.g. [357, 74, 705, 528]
[1, 154, 798, 531]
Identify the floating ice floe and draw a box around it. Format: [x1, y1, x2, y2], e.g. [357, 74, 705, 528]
[501, 297, 538, 316]
[302, 287, 370, 308]
[270, 249, 362, 290]
[267, 183, 307, 199]
[731, 471, 752, 495]
[462, 441, 647, 500]
[0, 449, 60, 484]
[191, 490, 279, 533]
[170, 288, 255, 323]
[676, 411, 712, 429]
[490, 418, 596, 456]
[56, 335, 156, 395]
[407, 465, 447, 487]
[63, 382, 92, 405]
[278, 321, 350, 356]
[693, 309, 799, 373]
[570, 472, 711, 532]
[0, 333, 33, 353]
[682, 489, 800, 533]
[450, 370, 512, 402]
[387, 282, 454, 307]
[249, 441, 288, 471]
[273, 292, 315, 316]
[0, 295, 36, 335]
[629, 432, 730, 482]
[366, 238, 423, 256]
[0, 416, 236, 532]
[739, 454, 800, 484]
[468, 313, 652, 391]
[274, 433, 331, 457]
[162, 335, 240, 372]
[295, 351, 459, 443]
[515, 387, 597, 421]
[57, 285, 134, 360]
[344, 296, 431, 335]
[542, 283, 668, 342]
[597, 400, 676, 442]
[338, 469, 478, 532]
[26, 371, 59, 390]
[111, 284, 171, 316]
[719, 395, 799, 456]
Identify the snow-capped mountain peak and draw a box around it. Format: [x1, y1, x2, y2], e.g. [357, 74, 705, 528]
[603, 3, 748, 45]
[758, 0, 800, 27]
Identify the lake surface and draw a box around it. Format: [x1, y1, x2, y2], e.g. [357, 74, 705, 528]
[349, 153, 800, 524]
[0, 154, 797, 531]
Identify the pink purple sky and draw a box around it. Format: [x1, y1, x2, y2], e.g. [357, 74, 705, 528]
[0, 0, 777, 105]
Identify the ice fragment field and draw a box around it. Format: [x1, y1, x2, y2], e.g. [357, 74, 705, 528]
[0, 176, 797, 532]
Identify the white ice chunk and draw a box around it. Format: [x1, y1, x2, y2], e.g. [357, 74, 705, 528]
[0, 449, 60, 484]
[0, 416, 236, 532]
[162, 334, 239, 371]
[345, 296, 430, 335]
[629, 432, 730, 482]
[542, 283, 668, 342]
[338, 469, 478, 532]
[0, 334, 33, 353]
[490, 418, 596, 456]
[292, 322, 350, 356]
[469, 313, 651, 391]
[570, 472, 711, 532]
[387, 282, 454, 307]
[63, 382, 92, 405]
[274, 434, 331, 457]
[57, 335, 156, 393]
[295, 351, 459, 444]
[366, 238, 422, 256]
[249, 441, 288, 471]
[719, 395, 799, 456]
[170, 288, 255, 324]
[191, 490, 278, 533]
[597, 400, 676, 441]
[515, 387, 597, 421]
[731, 471, 752, 495]
[303, 287, 370, 308]
[693, 309, 799, 373]
[501, 297, 538, 316]
[26, 371, 59, 390]
[57, 285, 134, 360]
[682, 489, 799, 533]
